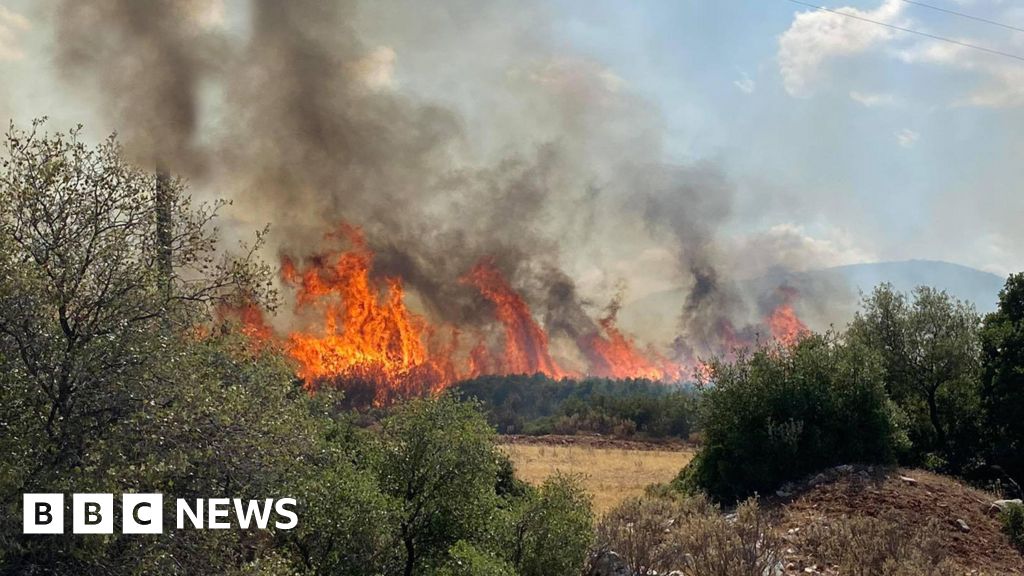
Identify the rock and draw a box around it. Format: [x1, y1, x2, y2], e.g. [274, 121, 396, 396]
[988, 499, 1023, 516]
[955, 518, 970, 533]
[899, 475, 918, 485]
[588, 550, 630, 576]
[834, 464, 854, 474]
[809, 473, 828, 486]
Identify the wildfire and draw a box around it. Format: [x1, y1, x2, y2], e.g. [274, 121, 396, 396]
[280, 225, 454, 402]
[220, 224, 810, 403]
[581, 302, 681, 381]
[766, 286, 808, 347]
[461, 258, 569, 379]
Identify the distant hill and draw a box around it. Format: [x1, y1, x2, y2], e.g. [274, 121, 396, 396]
[767, 260, 1005, 314]
[620, 260, 1007, 338]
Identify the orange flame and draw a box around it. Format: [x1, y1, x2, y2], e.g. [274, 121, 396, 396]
[461, 258, 568, 379]
[582, 305, 682, 380]
[281, 225, 454, 402]
[217, 224, 811, 401]
[766, 286, 808, 347]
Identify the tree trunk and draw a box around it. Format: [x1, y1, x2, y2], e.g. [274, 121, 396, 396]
[926, 386, 947, 451]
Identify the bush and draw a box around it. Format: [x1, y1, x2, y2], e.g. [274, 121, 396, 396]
[594, 495, 779, 575]
[509, 473, 594, 576]
[435, 541, 515, 576]
[1000, 502, 1024, 552]
[797, 513, 956, 575]
[676, 333, 901, 502]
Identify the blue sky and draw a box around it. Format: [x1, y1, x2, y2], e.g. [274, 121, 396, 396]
[543, 0, 1024, 274]
[1, 0, 1023, 280]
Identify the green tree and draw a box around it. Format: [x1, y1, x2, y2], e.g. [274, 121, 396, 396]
[506, 473, 594, 576]
[0, 122, 317, 574]
[980, 273, 1024, 490]
[848, 284, 983, 471]
[375, 395, 501, 576]
[677, 333, 899, 502]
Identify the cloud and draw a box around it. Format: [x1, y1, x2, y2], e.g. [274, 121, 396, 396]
[0, 5, 29, 62]
[778, 0, 904, 97]
[897, 41, 1024, 108]
[734, 70, 755, 94]
[895, 128, 919, 147]
[849, 90, 899, 107]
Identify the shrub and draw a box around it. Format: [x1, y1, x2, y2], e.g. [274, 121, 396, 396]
[374, 395, 501, 575]
[435, 541, 515, 576]
[797, 512, 956, 575]
[1000, 502, 1024, 552]
[507, 473, 594, 576]
[676, 333, 901, 501]
[594, 495, 778, 576]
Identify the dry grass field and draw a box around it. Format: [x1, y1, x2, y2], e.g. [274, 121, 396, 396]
[500, 438, 695, 514]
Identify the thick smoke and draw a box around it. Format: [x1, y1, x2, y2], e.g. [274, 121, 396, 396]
[54, 0, 219, 172]
[46, 0, 821, 366]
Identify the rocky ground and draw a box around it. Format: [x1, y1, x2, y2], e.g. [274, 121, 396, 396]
[772, 466, 1023, 574]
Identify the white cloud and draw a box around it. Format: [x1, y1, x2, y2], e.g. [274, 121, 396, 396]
[895, 128, 919, 148]
[898, 40, 1024, 108]
[0, 5, 29, 62]
[778, 0, 904, 97]
[849, 90, 899, 107]
[734, 71, 755, 94]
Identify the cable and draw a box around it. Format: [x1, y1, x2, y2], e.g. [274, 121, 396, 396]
[785, 0, 1024, 63]
[899, 0, 1024, 35]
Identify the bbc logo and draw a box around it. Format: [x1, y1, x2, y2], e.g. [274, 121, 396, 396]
[24, 494, 163, 534]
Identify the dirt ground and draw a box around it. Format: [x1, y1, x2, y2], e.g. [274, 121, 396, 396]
[499, 435, 694, 514]
[773, 467, 1024, 575]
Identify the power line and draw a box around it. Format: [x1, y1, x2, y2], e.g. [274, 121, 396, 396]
[899, 0, 1024, 35]
[785, 0, 1024, 63]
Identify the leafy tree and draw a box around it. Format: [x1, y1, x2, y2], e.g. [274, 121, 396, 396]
[374, 395, 501, 576]
[0, 122, 312, 573]
[506, 473, 594, 576]
[980, 273, 1024, 491]
[677, 333, 899, 502]
[848, 284, 983, 472]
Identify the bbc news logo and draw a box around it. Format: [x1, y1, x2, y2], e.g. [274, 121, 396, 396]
[23, 494, 298, 534]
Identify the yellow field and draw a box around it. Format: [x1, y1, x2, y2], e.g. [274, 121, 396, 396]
[500, 441, 694, 514]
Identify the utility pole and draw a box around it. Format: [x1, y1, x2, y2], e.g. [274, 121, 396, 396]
[155, 168, 173, 300]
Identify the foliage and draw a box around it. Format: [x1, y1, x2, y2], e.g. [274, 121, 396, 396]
[797, 513, 956, 575]
[676, 333, 900, 502]
[505, 473, 594, 576]
[1000, 502, 1024, 553]
[848, 284, 984, 475]
[434, 541, 515, 576]
[374, 394, 502, 576]
[0, 123, 299, 573]
[980, 273, 1024, 491]
[594, 494, 778, 576]
[456, 374, 699, 439]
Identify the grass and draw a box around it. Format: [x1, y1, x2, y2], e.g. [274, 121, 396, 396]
[500, 442, 694, 514]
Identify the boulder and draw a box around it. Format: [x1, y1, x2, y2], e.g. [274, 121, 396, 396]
[588, 550, 630, 576]
[988, 498, 1023, 516]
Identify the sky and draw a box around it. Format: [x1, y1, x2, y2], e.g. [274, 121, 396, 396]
[0, 0, 1022, 282]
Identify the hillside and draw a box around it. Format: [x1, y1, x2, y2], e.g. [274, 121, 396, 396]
[774, 466, 1024, 574]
